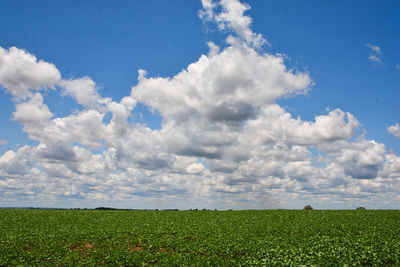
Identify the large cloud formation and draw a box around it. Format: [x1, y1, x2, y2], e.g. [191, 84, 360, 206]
[0, 0, 399, 209]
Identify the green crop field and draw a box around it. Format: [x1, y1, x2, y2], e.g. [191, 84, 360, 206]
[0, 209, 399, 266]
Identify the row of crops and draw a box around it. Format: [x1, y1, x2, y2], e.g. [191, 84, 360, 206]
[0, 209, 399, 265]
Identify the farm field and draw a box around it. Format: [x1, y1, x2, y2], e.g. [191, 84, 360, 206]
[0, 209, 399, 266]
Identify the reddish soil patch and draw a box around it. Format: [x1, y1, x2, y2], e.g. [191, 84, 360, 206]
[159, 248, 168, 253]
[71, 242, 96, 255]
[85, 243, 95, 249]
[131, 243, 144, 252]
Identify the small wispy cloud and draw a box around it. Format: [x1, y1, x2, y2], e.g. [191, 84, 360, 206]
[396, 64, 400, 70]
[0, 139, 8, 145]
[366, 43, 382, 64]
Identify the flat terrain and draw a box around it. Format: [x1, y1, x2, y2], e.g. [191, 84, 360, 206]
[0, 209, 399, 265]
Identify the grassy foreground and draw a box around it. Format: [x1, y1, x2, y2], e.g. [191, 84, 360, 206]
[0, 209, 399, 266]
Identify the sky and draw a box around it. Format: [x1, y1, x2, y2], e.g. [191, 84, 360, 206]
[0, 0, 399, 210]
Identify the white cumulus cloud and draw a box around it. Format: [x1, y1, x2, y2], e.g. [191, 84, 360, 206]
[59, 77, 100, 108]
[388, 123, 400, 139]
[199, 0, 266, 48]
[0, 46, 61, 99]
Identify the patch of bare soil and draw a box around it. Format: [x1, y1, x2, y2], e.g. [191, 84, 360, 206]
[71, 242, 96, 255]
[85, 243, 95, 249]
[130, 243, 144, 252]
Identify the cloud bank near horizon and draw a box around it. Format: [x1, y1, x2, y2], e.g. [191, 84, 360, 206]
[0, 0, 399, 209]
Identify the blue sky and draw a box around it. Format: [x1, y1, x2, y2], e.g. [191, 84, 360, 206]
[0, 0, 399, 209]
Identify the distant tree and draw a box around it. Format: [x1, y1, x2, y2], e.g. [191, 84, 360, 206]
[356, 206, 366, 210]
[303, 205, 313, 210]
